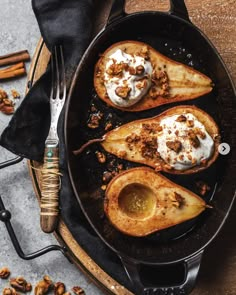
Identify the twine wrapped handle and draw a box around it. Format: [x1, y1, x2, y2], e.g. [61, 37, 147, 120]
[40, 145, 62, 233]
[40, 46, 66, 233]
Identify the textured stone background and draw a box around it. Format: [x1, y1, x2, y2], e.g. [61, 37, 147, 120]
[0, 0, 103, 294]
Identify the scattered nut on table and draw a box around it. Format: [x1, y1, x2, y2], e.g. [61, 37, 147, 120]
[10, 276, 32, 292]
[2, 288, 20, 295]
[0, 267, 10, 279]
[72, 286, 85, 295]
[34, 275, 53, 295]
[11, 89, 20, 99]
[54, 282, 65, 295]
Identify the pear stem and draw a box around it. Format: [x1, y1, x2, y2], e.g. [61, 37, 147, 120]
[73, 137, 104, 155]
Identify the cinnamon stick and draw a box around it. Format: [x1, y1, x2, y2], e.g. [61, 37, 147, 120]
[0, 68, 26, 80]
[0, 62, 24, 73]
[0, 50, 30, 67]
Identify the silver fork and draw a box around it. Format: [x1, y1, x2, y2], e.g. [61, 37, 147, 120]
[40, 45, 66, 233]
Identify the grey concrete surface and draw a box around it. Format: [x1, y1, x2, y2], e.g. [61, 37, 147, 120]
[0, 1, 104, 294]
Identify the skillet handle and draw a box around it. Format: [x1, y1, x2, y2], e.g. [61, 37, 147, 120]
[107, 0, 126, 25]
[107, 0, 191, 25]
[169, 0, 190, 22]
[119, 250, 203, 295]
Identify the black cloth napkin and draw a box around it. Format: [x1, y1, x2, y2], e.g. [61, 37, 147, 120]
[0, 0, 133, 292]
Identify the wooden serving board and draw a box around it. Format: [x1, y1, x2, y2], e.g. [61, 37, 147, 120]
[28, 1, 236, 294]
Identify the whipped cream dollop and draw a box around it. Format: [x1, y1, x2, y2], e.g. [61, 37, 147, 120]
[157, 113, 214, 170]
[104, 49, 153, 107]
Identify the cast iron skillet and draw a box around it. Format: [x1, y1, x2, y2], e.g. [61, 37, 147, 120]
[65, 0, 236, 294]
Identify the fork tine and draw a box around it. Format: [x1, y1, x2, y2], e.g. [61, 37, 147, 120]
[50, 48, 55, 100]
[59, 46, 66, 101]
[54, 46, 60, 99]
[51, 46, 66, 101]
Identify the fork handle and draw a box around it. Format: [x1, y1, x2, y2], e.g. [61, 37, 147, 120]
[40, 145, 60, 233]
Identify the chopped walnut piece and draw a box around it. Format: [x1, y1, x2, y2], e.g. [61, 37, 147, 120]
[54, 282, 65, 295]
[135, 65, 145, 75]
[186, 120, 194, 127]
[140, 137, 158, 159]
[179, 154, 184, 161]
[0, 267, 10, 279]
[87, 111, 103, 129]
[176, 115, 187, 122]
[188, 130, 200, 148]
[194, 127, 206, 139]
[195, 180, 210, 196]
[142, 123, 162, 134]
[148, 86, 159, 99]
[11, 89, 20, 99]
[117, 150, 127, 158]
[115, 86, 131, 99]
[166, 140, 182, 153]
[136, 78, 148, 90]
[0, 89, 15, 115]
[170, 192, 185, 208]
[102, 171, 113, 184]
[126, 133, 141, 143]
[162, 82, 169, 91]
[138, 46, 149, 60]
[105, 121, 113, 131]
[10, 277, 32, 293]
[128, 66, 136, 75]
[72, 286, 85, 295]
[151, 70, 169, 97]
[106, 62, 124, 76]
[0, 88, 8, 99]
[96, 151, 106, 163]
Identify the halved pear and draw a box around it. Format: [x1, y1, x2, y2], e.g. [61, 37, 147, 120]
[100, 105, 220, 174]
[94, 40, 213, 112]
[104, 167, 207, 237]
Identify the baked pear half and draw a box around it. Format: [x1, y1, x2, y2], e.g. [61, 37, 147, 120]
[94, 40, 213, 112]
[100, 105, 220, 174]
[104, 167, 208, 237]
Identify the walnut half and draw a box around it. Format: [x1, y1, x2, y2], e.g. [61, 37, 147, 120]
[10, 277, 32, 293]
[0, 267, 10, 279]
[34, 275, 53, 295]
